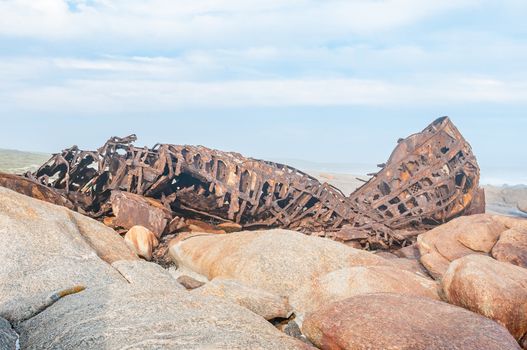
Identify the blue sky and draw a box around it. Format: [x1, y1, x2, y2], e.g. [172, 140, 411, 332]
[0, 0, 526, 184]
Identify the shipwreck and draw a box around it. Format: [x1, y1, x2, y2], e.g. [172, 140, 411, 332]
[0, 117, 484, 250]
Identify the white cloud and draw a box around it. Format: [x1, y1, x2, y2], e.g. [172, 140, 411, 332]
[5, 75, 527, 114]
[0, 0, 478, 44]
[1, 0, 526, 114]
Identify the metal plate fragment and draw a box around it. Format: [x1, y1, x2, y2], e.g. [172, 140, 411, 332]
[108, 191, 172, 237]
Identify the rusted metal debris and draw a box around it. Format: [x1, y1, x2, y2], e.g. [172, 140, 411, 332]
[0, 117, 484, 249]
[342, 116, 484, 247]
[0, 172, 74, 210]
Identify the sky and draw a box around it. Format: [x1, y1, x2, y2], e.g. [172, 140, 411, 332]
[0, 0, 526, 184]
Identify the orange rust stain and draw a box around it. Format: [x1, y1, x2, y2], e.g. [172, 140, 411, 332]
[400, 171, 410, 182]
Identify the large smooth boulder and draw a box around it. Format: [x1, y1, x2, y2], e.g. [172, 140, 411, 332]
[169, 229, 390, 297]
[17, 285, 311, 350]
[417, 214, 527, 278]
[442, 254, 527, 343]
[192, 278, 292, 320]
[0, 317, 17, 350]
[302, 293, 520, 350]
[0, 187, 133, 319]
[290, 266, 439, 316]
[491, 228, 527, 267]
[492, 216, 527, 269]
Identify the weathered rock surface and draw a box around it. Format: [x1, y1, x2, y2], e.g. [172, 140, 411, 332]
[519, 200, 527, 214]
[456, 215, 507, 252]
[394, 243, 420, 259]
[417, 214, 527, 278]
[124, 225, 159, 261]
[111, 260, 184, 291]
[302, 293, 520, 350]
[418, 251, 451, 280]
[176, 275, 205, 290]
[67, 207, 138, 264]
[0, 317, 17, 350]
[442, 254, 527, 343]
[18, 285, 311, 350]
[492, 214, 527, 231]
[0, 188, 311, 349]
[374, 251, 398, 259]
[8, 182, 527, 349]
[388, 257, 431, 278]
[290, 266, 439, 316]
[167, 265, 209, 285]
[169, 229, 390, 297]
[491, 228, 527, 267]
[0, 186, 132, 318]
[193, 278, 293, 320]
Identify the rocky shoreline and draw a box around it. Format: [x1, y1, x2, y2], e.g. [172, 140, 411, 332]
[1, 184, 526, 349]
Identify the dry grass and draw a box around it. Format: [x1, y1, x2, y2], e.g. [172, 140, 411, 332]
[0, 149, 50, 174]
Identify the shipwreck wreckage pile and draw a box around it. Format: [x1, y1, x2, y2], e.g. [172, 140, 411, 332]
[0, 117, 485, 256]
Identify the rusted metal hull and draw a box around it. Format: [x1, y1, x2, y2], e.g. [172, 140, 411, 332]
[343, 116, 484, 247]
[0, 117, 483, 249]
[349, 117, 481, 226]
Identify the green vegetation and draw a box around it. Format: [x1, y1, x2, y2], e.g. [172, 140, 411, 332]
[0, 149, 49, 174]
